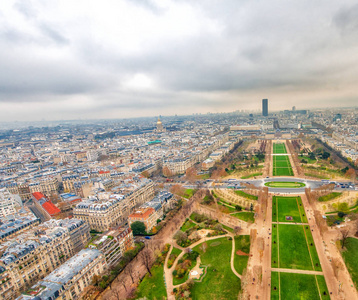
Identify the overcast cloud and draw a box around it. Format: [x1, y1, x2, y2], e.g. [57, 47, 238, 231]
[0, 0, 358, 121]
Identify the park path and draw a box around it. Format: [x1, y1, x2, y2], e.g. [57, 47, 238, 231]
[163, 234, 231, 300]
[272, 268, 323, 275]
[230, 233, 242, 279]
[272, 221, 309, 225]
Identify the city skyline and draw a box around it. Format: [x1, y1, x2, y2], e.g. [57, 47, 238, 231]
[1, 1, 358, 122]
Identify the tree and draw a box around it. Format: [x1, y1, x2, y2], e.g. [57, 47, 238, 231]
[124, 263, 136, 284]
[340, 228, 350, 249]
[141, 170, 150, 178]
[131, 221, 146, 236]
[163, 166, 173, 177]
[185, 167, 198, 183]
[345, 168, 356, 182]
[139, 248, 153, 276]
[235, 205, 242, 211]
[233, 226, 242, 236]
[174, 231, 188, 245]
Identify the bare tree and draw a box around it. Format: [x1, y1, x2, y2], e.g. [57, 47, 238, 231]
[112, 288, 123, 300]
[139, 248, 153, 276]
[124, 263, 136, 284]
[234, 226, 242, 236]
[340, 228, 350, 249]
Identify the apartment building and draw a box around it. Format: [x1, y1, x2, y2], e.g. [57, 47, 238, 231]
[128, 207, 157, 232]
[0, 187, 22, 217]
[16, 249, 107, 300]
[0, 219, 90, 299]
[73, 179, 155, 231]
[89, 227, 134, 266]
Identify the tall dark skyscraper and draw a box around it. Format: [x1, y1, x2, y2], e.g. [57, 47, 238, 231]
[262, 99, 268, 116]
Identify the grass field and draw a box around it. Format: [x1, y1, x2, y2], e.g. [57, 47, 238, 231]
[232, 212, 255, 223]
[183, 189, 196, 199]
[234, 235, 250, 275]
[167, 247, 182, 268]
[135, 263, 167, 300]
[234, 190, 258, 200]
[272, 155, 294, 176]
[341, 237, 358, 287]
[273, 143, 287, 154]
[272, 196, 308, 223]
[318, 192, 342, 202]
[181, 219, 196, 232]
[265, 181, 305, 188]
[273, 224, 314, 270]
[241, 172, 263, 179]
[192, 237, 241, 300]
[271, 272, 330, 300]
[222, 224, 234, 233]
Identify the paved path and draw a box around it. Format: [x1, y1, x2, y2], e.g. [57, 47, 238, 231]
[230, 233, 242, 279]
[272, 268, 324, 275]
[272, 221, 309, 225]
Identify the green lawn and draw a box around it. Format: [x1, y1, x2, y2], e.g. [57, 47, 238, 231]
[135, 264, 167, 300]
[167, 247, 182, 268]
[273, 155, 294, 176]
[222, 224, 234, 233]
[234, 190, 258, 200]
[265, 182, 305, 188]
[272, 196, 307, 223]
[234, 235, 250, 275]
[218, 201, 237, 213]
[303, 225, 322, 271]
[304, 172, 330, 179]
[341, 237, 358, 288]
[273, 167, 294, 176]
[183, 189, 196, 199]
[271, 224, 279, 267]
[271, 271, 280, 300]
[273, 143, 287, 154]
[181, 219, 196, 232]
[318, 192, 342, 202]
[272, 224, 314, 270]
[241, 172, 263, 179]
[192, 238, 241, 300]
[232, 212, 255, 223]
[279, 273, 328, 300]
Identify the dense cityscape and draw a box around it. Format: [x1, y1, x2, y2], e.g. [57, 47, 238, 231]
[0, 102, 357, 299]
[1, 1, 358, 299]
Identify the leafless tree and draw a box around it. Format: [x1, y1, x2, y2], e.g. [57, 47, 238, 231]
[112, 287, 123, 300]
[124, 263, 136, 284]
[139, 248, 153, 276]
[340, 228, 350, 249]
[234, 226, 242, 236]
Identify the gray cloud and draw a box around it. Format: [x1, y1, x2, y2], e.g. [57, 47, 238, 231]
[0, 0, 357, 121]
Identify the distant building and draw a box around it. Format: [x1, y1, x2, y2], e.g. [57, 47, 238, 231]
[262, 99, 268, 116]
[156, 117, 166, 133]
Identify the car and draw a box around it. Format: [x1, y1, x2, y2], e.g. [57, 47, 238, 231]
[144, 236, 151, 239]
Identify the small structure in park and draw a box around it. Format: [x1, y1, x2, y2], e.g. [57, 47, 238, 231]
[285, 216, 293, 221]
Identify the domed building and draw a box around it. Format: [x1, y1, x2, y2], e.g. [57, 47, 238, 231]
[156, 116, 166, 132]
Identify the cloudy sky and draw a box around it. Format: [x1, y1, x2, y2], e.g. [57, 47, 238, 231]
[1, 0, 358, 121]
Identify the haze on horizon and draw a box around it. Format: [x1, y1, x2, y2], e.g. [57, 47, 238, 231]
[1, 0, 358, 122]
